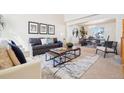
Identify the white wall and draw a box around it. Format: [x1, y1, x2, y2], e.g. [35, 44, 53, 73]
[66, 25, 79, 44]
[1, 14, 65, 51]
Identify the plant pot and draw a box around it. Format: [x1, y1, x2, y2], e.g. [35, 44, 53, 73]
[67, 46, 73, 49]
[66, 42, 73, 49]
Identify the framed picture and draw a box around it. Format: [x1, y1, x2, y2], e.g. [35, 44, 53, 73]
[28, 21, 39, 34]
[39, 23, 47, 34]
[48, 25, 55, 35]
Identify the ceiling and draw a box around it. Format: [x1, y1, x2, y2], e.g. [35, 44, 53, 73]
[64, 14, 94, 22]
[78, 18, 116, 26]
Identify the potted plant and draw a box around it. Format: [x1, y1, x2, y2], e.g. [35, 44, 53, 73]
[80, 26, 87, 38]
[66, 42, 73, 48]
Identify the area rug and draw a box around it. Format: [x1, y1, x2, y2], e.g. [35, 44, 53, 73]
[41, 54, 99, 79]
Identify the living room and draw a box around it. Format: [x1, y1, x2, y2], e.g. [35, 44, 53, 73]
[0, 14, 124, 79]
[1, 0, 124, 93]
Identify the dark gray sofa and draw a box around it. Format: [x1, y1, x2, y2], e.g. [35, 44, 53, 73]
[29, 38, 63, 56]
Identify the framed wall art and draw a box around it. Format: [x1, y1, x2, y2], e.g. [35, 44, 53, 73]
[28, 21, 39, 34]
[48, 25, 55, 35]
[39, 23, 47, 34]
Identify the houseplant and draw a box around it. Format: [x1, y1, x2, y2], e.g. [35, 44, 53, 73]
[79, 26, 87, 46]
[80, 26, 87, 38]
[66, 42, 73, 48]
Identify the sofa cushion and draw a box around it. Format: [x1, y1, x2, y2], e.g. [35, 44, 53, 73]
[9, 43, 27, 64]
[33, 41, 63, 50]
[0, 48, 14, 69]
[33, 44, 49, 50]
[97, 46, 114, 52]
[47, 43, 56, 48]
[104, 41, 113, 48]
[47, 43, 61, 48]
[29, 38, 42, 46]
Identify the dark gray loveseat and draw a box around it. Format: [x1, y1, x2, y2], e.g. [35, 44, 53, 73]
[29, 38, 63, 56]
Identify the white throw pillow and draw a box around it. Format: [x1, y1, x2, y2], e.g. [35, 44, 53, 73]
[41, 39, 47, 45]
[0, 38, 10, 49]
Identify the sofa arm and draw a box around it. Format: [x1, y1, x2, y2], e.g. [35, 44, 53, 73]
[0, 62, 41, 79]
[28, 43, 33, 57]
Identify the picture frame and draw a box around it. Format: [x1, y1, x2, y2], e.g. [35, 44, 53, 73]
[48, 25, 55, 35]
[39, 23, 48, 34]
[28, 21, 39, 34]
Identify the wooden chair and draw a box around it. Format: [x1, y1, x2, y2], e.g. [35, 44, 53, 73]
[96, 36, 118, 58]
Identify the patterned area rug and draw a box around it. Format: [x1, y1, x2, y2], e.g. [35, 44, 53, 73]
[41, 54, 99, 79]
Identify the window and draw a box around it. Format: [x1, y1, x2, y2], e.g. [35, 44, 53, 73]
[91, 27, 104, 39]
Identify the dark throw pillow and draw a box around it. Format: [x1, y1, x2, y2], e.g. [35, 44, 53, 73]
[53, 38, 58, 43]
[9, 43, 27, 64]
[57, 41, 63, 47]
[10, 40, 16, 45]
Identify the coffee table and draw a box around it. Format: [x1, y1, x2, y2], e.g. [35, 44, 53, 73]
[45, 47, 81, 67]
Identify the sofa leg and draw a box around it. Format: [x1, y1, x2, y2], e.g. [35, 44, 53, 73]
[104, 52, 106, 58]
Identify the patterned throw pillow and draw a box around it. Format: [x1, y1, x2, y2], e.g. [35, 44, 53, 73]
[0, 48, 14, 69]
[47, 38, 54, 44]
